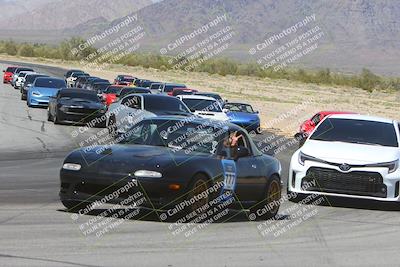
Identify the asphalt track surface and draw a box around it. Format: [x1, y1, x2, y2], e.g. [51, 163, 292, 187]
[0, 61, 399, 267]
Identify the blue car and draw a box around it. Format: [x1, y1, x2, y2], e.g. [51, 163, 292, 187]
[27, 77, 67, 107]
[224, 102, 261, 133]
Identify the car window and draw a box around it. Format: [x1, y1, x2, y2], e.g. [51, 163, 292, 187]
[310, 118, 399, 147]
[182, 99, 222, 112]
[311, 113, 321, 124]
[35, 78, 66, 88]
[121, 95, 141, 109]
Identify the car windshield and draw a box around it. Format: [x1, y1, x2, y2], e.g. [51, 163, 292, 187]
[60, 92, 100, 102]
[120, 119, 227, 154]
[105, 86, 123, 94]
[35, 78, 66, 88]
[26, 75, 47, 84]
[94, 83, 111, 91]
[310, 118, 399, 147]
[164, 84, 186, 92]
[6, 67, 17, 72]
[121, 77, 135, 82]
[144, 97, 191, 114]
[150, 83, 162, 89]
[224, 103, 254, 113]
[17, 68, 33, 73]
[182, 99, 222, 112]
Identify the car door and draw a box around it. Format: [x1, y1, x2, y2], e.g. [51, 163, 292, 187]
[226, 131, 265, 202]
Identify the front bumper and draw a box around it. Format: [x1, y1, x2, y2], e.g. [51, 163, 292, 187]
[288, 153, 400, 202]
[29, 96, 51, 106]
[58, 109, 106, 126]
[59, 170, 188, 209]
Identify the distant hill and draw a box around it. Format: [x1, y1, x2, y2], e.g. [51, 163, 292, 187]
[0, 0, 152, 30]
[1, 0, 400, 75]
[95, 0, 400, 75]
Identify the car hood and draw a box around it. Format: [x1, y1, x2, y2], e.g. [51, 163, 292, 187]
[60, 99, 104, 109]
[67, 144, 206, 174]
[227, 111, 259, 122]
[31, 87, 59, 96]
[302, 139, 400, 164]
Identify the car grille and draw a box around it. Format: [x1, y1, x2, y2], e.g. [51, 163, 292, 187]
[67, 108, 98, 115]
[302, 167, 387, 198]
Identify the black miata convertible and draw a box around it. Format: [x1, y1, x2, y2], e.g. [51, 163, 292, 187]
[60, 117, 282, 219]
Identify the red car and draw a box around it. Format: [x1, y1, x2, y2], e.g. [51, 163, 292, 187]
[169, 88, 198, 96]
[3, 66, 18, 84]
[102, 85, 124, 106]
[113, 75, 136, 86]
[295, 111, 355, 145]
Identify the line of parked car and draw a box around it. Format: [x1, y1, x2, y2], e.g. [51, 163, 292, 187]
[3, 65, 400, 219]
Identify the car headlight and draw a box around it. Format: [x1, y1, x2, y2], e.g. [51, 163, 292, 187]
[32, 91, 41, 96]
[59, 106, 68, 112]
[62, 163, 81, 171]
[134, 170, 162, 178]
[368, 160, 399, 173]
[298, 151, 316, 166]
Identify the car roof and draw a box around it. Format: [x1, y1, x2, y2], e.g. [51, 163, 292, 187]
[225, 102, 252, 106]
[328, 114, 395, 124]
[148, 116, 243, 130]
[179, 95, 216, 101]
[319, 111, 356, 115]
[36, 77, 64, 81]
[59, 88, 97, 95]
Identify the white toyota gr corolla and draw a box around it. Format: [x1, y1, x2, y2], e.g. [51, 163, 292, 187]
[289, 114, 400, 202]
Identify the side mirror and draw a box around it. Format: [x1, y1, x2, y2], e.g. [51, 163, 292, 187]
[2, 70, 5, 73]
[254, 110, 259, 114]
[235, 146, 250, 160]
[222, 108, 229, 113]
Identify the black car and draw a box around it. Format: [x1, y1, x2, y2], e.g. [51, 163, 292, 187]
[89, 82, 112, 94]
[134, 79, 156, 88]
[59, 116, 282, 219]
[64, 69, 83, 79]
[83, 78, 110, 90]
[195, 92, 224, 104]
[48, 88, 106, 126]
[21, 74, 49, 100]
[75, 76, 97, 88]
[118, 87, 151, 98]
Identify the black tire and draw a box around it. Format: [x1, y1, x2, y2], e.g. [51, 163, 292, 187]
[61, 200, 90, 212]
[184, 174, 210, 215]
[250, 175, 281, 220]
[47, 109, 53, 122]
[53, 111, 60, 124]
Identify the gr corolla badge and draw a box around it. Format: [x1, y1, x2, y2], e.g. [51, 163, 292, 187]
[288, 114, 400, 202]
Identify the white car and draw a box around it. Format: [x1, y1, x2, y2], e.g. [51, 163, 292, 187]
[288, 114, 400, 202]
[15, 71, 36, 89]
[106, 94, 192, 134]
[177, 95, 229, 122]
[66, 72, 87, 87]
[11, 67, 34, 87]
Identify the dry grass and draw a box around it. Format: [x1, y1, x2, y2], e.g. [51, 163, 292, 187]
[2, 54, 399, 137]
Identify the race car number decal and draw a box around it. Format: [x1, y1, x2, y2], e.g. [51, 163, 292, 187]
[221, 159, 237, 192]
